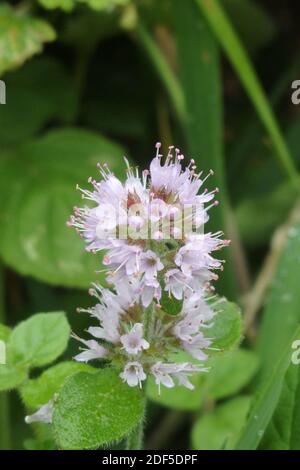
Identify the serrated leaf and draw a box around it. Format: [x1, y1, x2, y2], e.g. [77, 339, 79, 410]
[9, 312, 70, 368]
[0, 364, 28, 392]
[0, 323, 28, 391]
[21, 361, 95, 408]
[0, 128, 126, 288]
[0, 4, 55, 76]
[0, 58, 78, 144]
[192, 396, 251, 450]
[209, 298, 243, 351]
[53, 369, 145, 449]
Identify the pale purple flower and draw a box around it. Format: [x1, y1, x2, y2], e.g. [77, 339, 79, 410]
[25, 397, 56, 424]
[173, 292, 215, 341]
[182, 332, 211, 361]
[151, 362, 208, 393]
[141, 277, 161, 307]
[140, 250, 164, 280]
[164, 268, 187, 300]
[171, 363, 209, 390]
[120, 323, 149, 355]
[73, 337, 108, 363]
[120, 361, 147, 387]
[175, 232, 227, 277]
[151, 362, 175, 392]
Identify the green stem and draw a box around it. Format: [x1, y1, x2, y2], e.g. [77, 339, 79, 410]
[135, 21, 186, 122]
[126, 421, 144, 450]
[125, 303, 155, 450]
[143, 303, 155, 342]
[0, 265, 11, 450]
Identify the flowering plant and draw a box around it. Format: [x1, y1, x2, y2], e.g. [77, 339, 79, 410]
[2, 145, 242, 450]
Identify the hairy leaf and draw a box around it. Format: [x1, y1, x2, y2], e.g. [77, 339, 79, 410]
[21, 361, 95, 409]
[53, 369, 145, 449]
[9, 312, 70, 368]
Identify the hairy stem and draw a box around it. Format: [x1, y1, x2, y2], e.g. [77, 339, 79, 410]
[126, 303, 156, 450]
[143, 303, 155, 343]
[126, 421, 144, 450]
[0, 265, 11, 450]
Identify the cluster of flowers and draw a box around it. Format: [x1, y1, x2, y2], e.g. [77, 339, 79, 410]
[67, 143, 229, 391]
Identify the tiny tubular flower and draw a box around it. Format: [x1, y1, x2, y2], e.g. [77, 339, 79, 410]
[25, 397, 56, 425]
[120, 361, 147, 387]
[120, 323, 149, 355]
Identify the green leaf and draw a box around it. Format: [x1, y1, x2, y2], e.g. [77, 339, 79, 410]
[257, 215, 300, 381]
[0, 323, 11, 342]
[21, 361, 95, 409]
[259, 360, 300, 450]
[0, 4, 56, 76]
[0, 58, 79, 144]
[173, 0, 236, 297]
[209, 298, 242, 352]
[160, 291, 182, 316]
[135, 22, 185, 122]
[53, 369, 145, 449]
[236, 325, 300, 450]
[81, 0, 130, 12]
[0, 323, 28, 391]
[38, 0, 75, 12]
[0, 128, 126, 288]
[206, 349, 259, 400]
[9, 312, 70, 368]
[192, 396, 251, 450]
[196, 0, 298, 187]
[0, 364, 28, 392]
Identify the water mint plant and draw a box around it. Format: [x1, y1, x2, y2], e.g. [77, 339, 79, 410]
[21, 145, 237, 441]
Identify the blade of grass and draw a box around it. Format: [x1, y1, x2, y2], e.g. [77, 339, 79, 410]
[236, 325, 300, 450]
[135, 22, 186, 122]
[196, 0, 299, 188]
